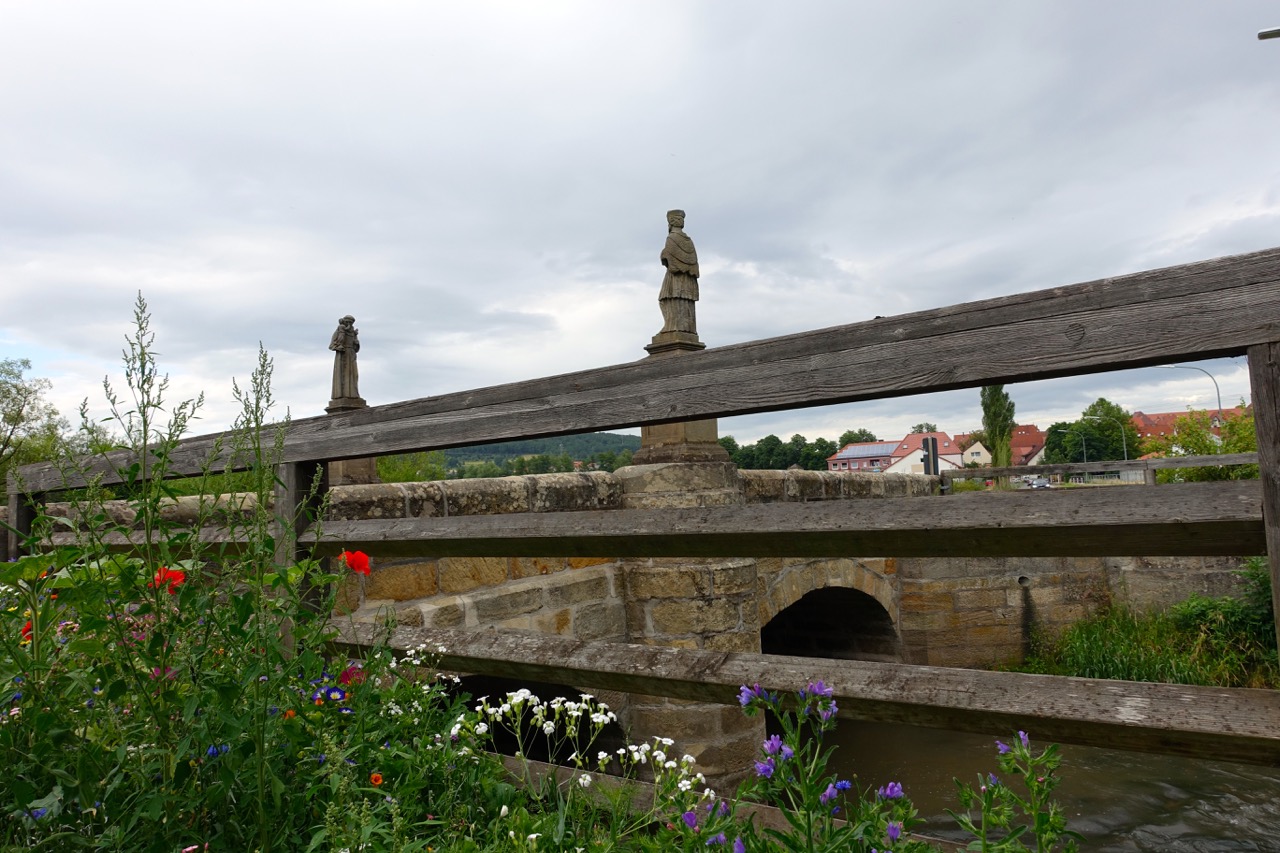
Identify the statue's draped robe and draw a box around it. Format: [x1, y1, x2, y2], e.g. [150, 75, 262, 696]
[659, 229, 700, 334]
[330, 326, 360, 400]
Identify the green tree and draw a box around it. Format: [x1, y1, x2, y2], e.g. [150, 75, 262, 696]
[377, 450, 448, 483]
[980, 385, 1016, 469]
[1043, 420, 1085, 464]
[837, 428, 878, 447]
[1143, 405, 1256, 482]
[0, 358, 68, 497]
[1080, 397, 1140, 462]
[909, 422, 937, 434]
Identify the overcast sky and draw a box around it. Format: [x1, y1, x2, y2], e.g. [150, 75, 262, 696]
[2, 3, 1276, 450]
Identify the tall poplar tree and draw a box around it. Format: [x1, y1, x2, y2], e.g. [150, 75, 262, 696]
[981, 385, 1016, 469]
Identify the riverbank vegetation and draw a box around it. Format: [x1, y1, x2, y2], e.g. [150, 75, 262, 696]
[1020, 557, 1278, 688]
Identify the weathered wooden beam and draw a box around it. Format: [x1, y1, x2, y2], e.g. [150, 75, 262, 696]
[332, 622, 1280, 767]
[16, 246, 1280, 491]
[304, 480, 1264, 558]
[1248, 342, 1280, 651]
[947, 452, 1259, 481]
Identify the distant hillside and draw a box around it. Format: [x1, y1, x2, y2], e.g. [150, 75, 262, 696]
[444, 432, 640, 469]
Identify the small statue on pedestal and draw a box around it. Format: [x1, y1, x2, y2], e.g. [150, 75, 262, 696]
[658, 209, 700, 337]
[328, 315, 365, 409]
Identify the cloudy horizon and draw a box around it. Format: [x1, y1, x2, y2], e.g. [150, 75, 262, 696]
[2, 3, 1274, 450]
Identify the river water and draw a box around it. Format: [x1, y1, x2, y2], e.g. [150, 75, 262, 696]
[829, 721, 1280, 851]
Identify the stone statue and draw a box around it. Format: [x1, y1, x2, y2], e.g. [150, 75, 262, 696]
[658, 209, 700, 336]
[329, 315, 361, 402]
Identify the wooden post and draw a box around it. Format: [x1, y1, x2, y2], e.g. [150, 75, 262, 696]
[6, 486, 36, 560]
[274, 461, 327, 569]
[1248, 342, 1280, 651]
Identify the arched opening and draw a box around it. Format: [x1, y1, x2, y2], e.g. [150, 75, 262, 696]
[762, 588, 901, 662]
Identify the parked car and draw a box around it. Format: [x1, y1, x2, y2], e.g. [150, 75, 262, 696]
[1029, 477, 1051, 489]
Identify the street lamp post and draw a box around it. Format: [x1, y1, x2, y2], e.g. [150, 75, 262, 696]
[1083, 415, 1128, 461]
[1157, 364, 1223, 415]
[1055, 429, 1087, 463]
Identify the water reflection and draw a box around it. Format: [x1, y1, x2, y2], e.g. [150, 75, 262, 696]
[828, 721, 1280, 851]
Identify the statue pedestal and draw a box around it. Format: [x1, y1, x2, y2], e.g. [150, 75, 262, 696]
[644, 331, 705, 356]
[635, 332, 726, 465]
[325, 398, 379, 485]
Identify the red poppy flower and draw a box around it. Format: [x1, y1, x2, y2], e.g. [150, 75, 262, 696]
[370, 772, 383, 786]
[21, 621, 32, 643]
[337, 663, 366, 686]
[340, 551, 371, 576]
[148, 566, 186, 594]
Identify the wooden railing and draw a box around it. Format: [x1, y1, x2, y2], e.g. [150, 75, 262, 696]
[11, 244, 1280, 765]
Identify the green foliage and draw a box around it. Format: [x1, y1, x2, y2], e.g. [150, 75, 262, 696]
[1141, 405, 1257, 482]
[909, 422, 937, 434]
[980, 386, 1015, 469]
[0, 358, 70, 497]
[1022, 558, 1278, 688]
[949, 733, 1081, 852]
[377, 450, 448, 483]
[838, 427, 878, 447]
[1042, 399, 1138, 465]
[724, 433, 838, 470]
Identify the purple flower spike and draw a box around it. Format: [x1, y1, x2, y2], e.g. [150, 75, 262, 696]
[996, 740, 1010, 754]
[887, 821, 902, 842]
[738, 685, 755, 707]
[819, 783, 838, 805]
[733, 839, 746, 853]
[819, 700, 838, 722]
[682, 810, 698, 829]
[808, 679, 834, 698]
[877, 781, 904, 799]
[780, 744, 794, 760]
[763, 734, 783, 755]
[754, 758, 775, 778]
[1018, 730, 1030, 748]
[707, 832, 727, 846]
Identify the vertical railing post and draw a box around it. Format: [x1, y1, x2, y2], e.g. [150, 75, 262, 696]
[1247, 342, 1280, 650]
[274, 461, 328, 570]
[6, 481, 37, 560]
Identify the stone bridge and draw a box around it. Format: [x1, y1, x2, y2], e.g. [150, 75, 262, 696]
[336, 462, 1242, 669]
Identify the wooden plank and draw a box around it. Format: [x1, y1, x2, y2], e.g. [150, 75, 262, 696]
[331, 622, 1280, 767]
[15, 246, 1280, 491]
[303, 480, 1264, 558]
[1248, 342, 1280, 651]
[947, 453, 1259, 481]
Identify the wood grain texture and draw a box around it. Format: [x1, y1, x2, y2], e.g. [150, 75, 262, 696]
[15, 246, 1280, 491]
[945, 453, 1259, 482]
[301, 480, 1263, 558]
[332, 622, 1280, 767]
[1248, 343, 1280, 651]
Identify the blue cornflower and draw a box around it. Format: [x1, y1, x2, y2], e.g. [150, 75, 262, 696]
[835, 779, 853, 791]
[29, 808, 47, 820]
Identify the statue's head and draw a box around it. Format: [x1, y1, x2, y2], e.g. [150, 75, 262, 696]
[666, 209, 685, 228]
[339, 315, 355, 326]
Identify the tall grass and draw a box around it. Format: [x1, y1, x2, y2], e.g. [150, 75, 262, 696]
[1022, 558, 1279, 689]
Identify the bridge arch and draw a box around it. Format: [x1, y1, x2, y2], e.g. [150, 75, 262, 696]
[759, 558, 901, 663]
